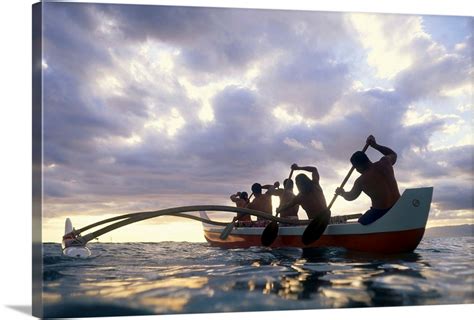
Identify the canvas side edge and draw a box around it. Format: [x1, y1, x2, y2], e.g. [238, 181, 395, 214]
[32, 2, 43, 318]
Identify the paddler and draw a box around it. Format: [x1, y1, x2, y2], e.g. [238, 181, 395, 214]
[335, 135, 400, 225]
[276, 164, 329, 224]
[230, 191, 252, 222]
[268, 179, 299, 220]
[247, 182, 276, 225]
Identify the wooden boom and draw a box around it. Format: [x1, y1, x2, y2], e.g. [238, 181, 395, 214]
[70, 205, 310, 245]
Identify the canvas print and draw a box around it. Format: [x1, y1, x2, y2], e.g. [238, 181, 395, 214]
[32, 1, 473, 318]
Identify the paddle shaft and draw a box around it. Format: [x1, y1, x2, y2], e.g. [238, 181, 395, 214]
[278, 168, 294, 216]
[261, 168, 295, 246]
[220, 191, 254, 240]
[327, 143, 370, 210]
[247, 192, 254, 204]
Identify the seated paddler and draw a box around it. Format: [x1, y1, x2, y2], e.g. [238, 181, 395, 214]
[230, 191, 252, 222]
[268, 179, 299, 220]
[335, 135, 401, 225]
[276, 164, 329, 225]
[247, 182, 276, 224]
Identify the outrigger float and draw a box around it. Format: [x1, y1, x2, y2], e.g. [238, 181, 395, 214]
[62, 187, 433, 257]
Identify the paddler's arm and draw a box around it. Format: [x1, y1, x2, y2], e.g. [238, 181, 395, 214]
[268, 188, 284, 197]
[291, 163, 320, 182]
[230, 192, 241, 202]
[265, 181, 283, 196]
[276, 194, 300, 213]
[335, 178, 362, 201]
[367, 135, 397, 165]
[261, 181, 279, 194]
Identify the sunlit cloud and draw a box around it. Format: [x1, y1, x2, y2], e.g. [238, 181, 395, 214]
[441, 83, 472, 97]
[145, 107, 186, 137]
[402, 105, 460, 127]
[272, 105, 315, 126]
[350, 13, 425, 79]
[310, 139, 324, 151]
[96, 74, 124, 96]
[123, 133, 143, 145]
[40, 3, 473, 242]
[283, 137, 306, 149]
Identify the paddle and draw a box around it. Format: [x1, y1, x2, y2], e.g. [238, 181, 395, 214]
[261, 169, 294, 246]
[301, 142, 370, 245]
[219, 193, 254, 240]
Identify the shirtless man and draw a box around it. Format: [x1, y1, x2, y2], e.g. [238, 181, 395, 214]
[335, 135, 400, 225]
[247, 182, 275, 221]
[277, 164, 329, 223]
[268, 179, 299, 220]
[230, 191, 251, 222]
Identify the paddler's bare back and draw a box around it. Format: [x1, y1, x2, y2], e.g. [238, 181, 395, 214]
[277, 164, 329, 221]
[358, 157, 400, 209]
[234, 199, 248, 208]
[248, 195, 272, 215]
[279, 191, 298, 218]
[296, 185, 327, 220]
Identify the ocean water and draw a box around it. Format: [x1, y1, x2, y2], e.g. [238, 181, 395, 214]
[42, 237, 473, 317]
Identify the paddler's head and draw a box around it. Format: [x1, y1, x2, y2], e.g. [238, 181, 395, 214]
[295, 174, 313, 194]
[350, 151, 371, 173]
[283, 178, 294, 191]
[240, 191, 248, 200]
[251, 183, 262, 195]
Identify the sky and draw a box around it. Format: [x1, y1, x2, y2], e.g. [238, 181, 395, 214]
[39, 2, 473, 242]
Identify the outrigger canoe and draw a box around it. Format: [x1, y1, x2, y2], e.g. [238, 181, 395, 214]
[61, 187, 433, 257]
[200, 187, 433, 254]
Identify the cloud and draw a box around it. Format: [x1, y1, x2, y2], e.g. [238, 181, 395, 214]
[40, 3, 472, 226]
[350, 14, 425, 79]
[283, 137, 306, 149]
[257, 49, 352, 119]
[433, 183, 473, 211]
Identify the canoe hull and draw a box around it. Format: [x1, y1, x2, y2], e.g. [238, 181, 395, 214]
[204, 227, 426, 253]
[201, 187, 433, 254]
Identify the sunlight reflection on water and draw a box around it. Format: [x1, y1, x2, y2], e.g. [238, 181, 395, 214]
[42, 237, 473, 317]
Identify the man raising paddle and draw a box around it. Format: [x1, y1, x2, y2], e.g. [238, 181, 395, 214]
[276, 164, 329, 223]
[335, 135, 400, 225]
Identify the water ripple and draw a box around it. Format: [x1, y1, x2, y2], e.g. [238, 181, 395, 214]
[42, 237, 474, 316]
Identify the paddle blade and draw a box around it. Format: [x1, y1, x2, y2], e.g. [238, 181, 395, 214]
[219, 221, 235, 240]
[302, 216, 329, 246]
[261, 221, 279, 247]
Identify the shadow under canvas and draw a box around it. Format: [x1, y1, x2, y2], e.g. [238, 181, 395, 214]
[6, 305, 32, 316]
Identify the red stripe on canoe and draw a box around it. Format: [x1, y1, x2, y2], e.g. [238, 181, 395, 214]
[204, 227, 425, 254]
